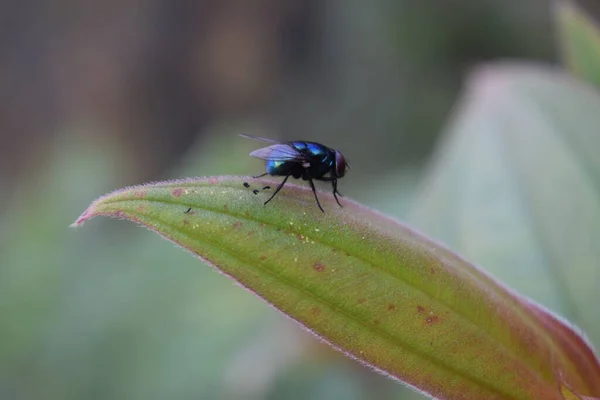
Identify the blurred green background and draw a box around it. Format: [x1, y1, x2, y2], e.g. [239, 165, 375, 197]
[3, 1, 598, 399]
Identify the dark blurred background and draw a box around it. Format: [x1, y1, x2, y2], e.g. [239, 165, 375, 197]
[0, 1, 557, 399]
[0, 0, 556, 191]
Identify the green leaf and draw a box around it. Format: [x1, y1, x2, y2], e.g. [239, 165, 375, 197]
[410, 62, 600, 396]
[409, 62, 600, 343]
[555, 0, 600, 87]
[73, 175, 600, 399]
[562, 381, 600, 400]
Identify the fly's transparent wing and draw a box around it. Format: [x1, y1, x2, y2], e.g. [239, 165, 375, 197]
[239, 133, 281, 144]
[248, 144, 308, 162]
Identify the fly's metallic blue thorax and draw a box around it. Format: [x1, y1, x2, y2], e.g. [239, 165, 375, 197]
[291, 141, 335, 174]
[290, 141, 329, 159]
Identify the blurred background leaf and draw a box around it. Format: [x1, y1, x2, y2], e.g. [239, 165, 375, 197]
[556, 0, 600, 87]
[409, 63, 600, 350]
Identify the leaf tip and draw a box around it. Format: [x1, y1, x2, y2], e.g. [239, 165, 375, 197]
[70, 192, 126, 228]
[70, 207, 106, 228]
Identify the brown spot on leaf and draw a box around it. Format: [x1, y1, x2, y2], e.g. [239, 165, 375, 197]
[233, 221, 243, 229]
[373, 319, 381, 325]
[172, 188, 183, 197]
[313, 262, 325, 272]
[417, 305, 426, 313]
[311, 307, 321, 316]
[135, 204, 146, 212]
[223, 204, 228, 212]
[357, 298, 366, 304]
[134, 190, 147, 199]
[183, 219, 190, 226]
[259, 255, 267, 261]
[426, 315, 440, 325]
[297, 234, 305, 241]
[387, 304, 396, 311]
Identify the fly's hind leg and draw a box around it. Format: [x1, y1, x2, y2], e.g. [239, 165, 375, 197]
[264, 175, 290, 206]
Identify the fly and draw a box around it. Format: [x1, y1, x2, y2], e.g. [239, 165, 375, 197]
[240, 134, 349, 212]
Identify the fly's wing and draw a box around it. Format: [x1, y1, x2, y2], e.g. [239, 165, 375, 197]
[241, 134, 311, 166]
[248, 143, 309, 163]
[238, 133, 281, 144]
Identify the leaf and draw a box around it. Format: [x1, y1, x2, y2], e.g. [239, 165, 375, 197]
[555, 0, 600, 87]
[410, 62, 600, 396]
[73, 175, 600, 399]
[561, 381, 600, 400]
[409, 62, 600, 343]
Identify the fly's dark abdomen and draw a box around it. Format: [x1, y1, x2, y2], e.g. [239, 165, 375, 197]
[266, 160, 304, 178]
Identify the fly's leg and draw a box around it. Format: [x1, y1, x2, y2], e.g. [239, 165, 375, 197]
[264, 175, 290, 205]
[253, 172, 268, 179]
[307, 178, 325, 213]
[331, 179, 343, 208]
[314, 176, 343, 209]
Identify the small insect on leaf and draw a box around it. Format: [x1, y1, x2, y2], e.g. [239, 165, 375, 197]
[240, 134, 349, 213]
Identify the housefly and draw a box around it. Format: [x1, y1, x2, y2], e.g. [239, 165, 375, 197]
[240, 134, 349, 212]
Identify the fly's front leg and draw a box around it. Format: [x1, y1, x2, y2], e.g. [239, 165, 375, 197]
[319, 176, 343, 207]
[331, 179, 343, 207]
[307, 178, 325, 213]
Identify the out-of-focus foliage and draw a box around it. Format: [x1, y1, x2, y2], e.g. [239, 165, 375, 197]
[410, 63, 600, 351]
[556, 0, 600, 87]
[0, 0, 553, 194]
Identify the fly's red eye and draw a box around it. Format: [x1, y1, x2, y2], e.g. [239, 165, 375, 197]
[335, 151, 346, 177]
